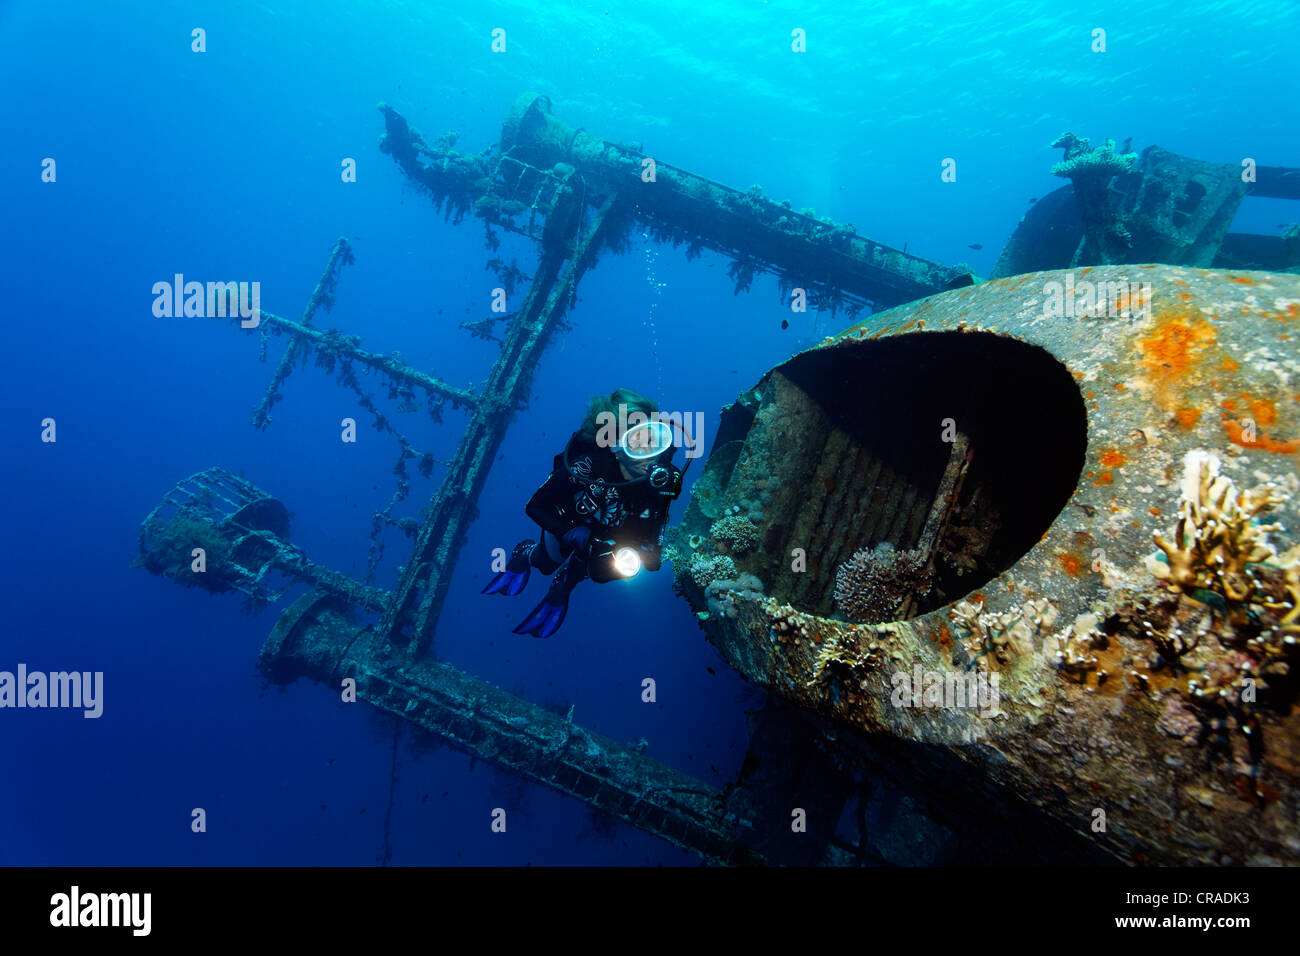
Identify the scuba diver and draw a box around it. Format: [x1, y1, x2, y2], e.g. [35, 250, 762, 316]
[483, 388, 685, 638]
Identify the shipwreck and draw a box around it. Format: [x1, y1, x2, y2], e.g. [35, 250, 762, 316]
[138, 93, 1300, 865]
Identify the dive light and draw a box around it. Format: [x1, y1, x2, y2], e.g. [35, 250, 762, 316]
[613, 547, 642, 578]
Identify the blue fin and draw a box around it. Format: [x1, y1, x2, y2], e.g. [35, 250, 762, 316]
[482, 565, 530, 596]
[482, 542, 534, 596]
[511, 552, 583, 638]
[512, 597, 569, 639]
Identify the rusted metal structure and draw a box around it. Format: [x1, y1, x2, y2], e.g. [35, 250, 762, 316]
[671, 265, 1300, 865]
[134, 93, 982, 866]
[994, 134, 1300, 277]
[136, 466, 387, 613]
[137, 97, 1300, 865]
[260, 587, 761, 864]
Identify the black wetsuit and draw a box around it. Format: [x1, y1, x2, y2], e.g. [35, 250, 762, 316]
[525, 432, 678, 576]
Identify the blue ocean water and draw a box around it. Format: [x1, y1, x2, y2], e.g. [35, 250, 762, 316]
[0, 0, 1294, 865]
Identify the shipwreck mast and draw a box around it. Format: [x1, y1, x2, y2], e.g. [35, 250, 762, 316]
[138, 92, 976, 865]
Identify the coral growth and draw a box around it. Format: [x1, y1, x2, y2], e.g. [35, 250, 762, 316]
[1129, 451, 1300, 716]
[710, 514, 761, 554]
[803, 618, 910, 721]
[1050, 132, 1137, 179]
[1148, 451, 1291, 607]
[770, 602, 815, 648]
[1053, 611, 1108, 681]
[833, 543, 934, 623]
[137, 507, 233, 594]
[689, 554, 737, 588]
[1049, 131, 1139, 264]
[808, 624, 886, 683]
[705, 573, 765, 620]
[953, 597, 1059, 672]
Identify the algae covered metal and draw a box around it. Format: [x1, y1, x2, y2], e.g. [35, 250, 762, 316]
[670, 264, 1300, 865]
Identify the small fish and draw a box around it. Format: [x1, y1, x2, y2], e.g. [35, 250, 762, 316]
[780, 320, 789, 330]
[706, 666, 716, 675]
[968, 243, 983, 251]
[1028, 197, 1037, 204]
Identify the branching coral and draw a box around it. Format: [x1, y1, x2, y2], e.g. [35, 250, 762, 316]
[1265, 544, 1300, 629]
[1125, 451, 1300, 723]
[1148, 451, 1288, 607]
[1050, 132, 1137, 179]
[834, 543, 934, 623]
[1050, 131, 1138, 264]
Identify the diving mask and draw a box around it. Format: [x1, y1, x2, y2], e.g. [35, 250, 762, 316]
[616, 420, 674, 466]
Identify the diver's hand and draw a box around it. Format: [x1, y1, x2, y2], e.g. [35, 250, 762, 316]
[585, 537, 623, 583]
[561, 526, 593, 554]
[636, 541, 662, 572]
